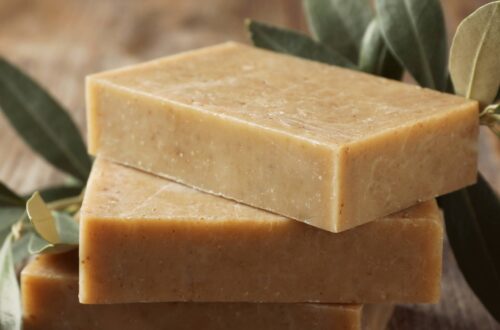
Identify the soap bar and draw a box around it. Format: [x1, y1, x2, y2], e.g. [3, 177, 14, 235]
[22, 252, 393, 330]
[86, 42, 478, 232]
[79, 159, 443, 304]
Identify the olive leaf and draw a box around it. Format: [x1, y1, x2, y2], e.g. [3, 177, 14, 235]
[449, 1, 500, 106]
[0, 208, 24, 233]
[480, 103, 500, 137]
[0, 234, 21, 330]
[12, 232, 33, 266]
[0, 206, 26, 268]
[359, 19, 404, 80]
[303, 0, 372, 62]
[438, 174, 500, 322]
[28, 233, 53, 254]
[28, 232, 76, 255]
[0, 182, 24, 207]
[35, 185, 82, 203]
[375, 0, 448, 91]
[0, 208, 24, 250]
[26, 192, 79, 255]
[246, 20, 356, 68]
[0, 57, 92, 182]
[26, 192, 59, 243]
[53, 212, 79, 244]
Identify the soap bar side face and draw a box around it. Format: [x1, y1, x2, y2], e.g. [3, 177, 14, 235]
[337, 103, 478, 231]
[87, 80, 338, 230]
[78, 161, 443, 305]
[22, 254, 365, 330]
[86, 43, 478, 232]
[79, 212, 442, 304]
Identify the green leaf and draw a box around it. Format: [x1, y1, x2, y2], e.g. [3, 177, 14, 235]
[303, 0, 372, 62]
[53, 212, 79, 245]
[26, 211, 79, 255]
[449, 1, 500, 106]
[246, 20, 356, 68]
[0, 182, 24, 207]
[375, 0, 448, 91]
[0, 231, 10, 253]
[36, 185, 82, 203]
[438, 174, 500, 322]
[28, 233, 76, 255]
[359, 19, 404, 80]
[0, 234, 21, 330]
[480, 103, 500, 138]
[0, 57, 92, 181]
[26, 192, 59, 243]
[26, 192, 79, 255]
[0, 208, 24, 233]
[28, 233, 52, 254]
[0, 208, 25, 257]
[12, 231, 33, 266]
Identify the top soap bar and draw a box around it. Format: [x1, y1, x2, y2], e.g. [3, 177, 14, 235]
[87, 42, 478, 232]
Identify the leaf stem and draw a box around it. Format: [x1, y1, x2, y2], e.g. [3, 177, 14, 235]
[479, 104, 500, 137]
[11, 220, 23, 241]
[46, 190, 85, 211]
[10, 211, 27, 241]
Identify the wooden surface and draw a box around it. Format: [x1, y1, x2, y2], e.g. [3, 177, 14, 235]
[0, 0, 498, 329]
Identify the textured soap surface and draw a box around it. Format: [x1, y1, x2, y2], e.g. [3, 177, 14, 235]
[23, 252, 394, 330]
[87, 42, 478, 232]
[79, 159, 443, 304]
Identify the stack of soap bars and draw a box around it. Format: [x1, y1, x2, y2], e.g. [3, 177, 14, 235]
[22, 42, 478, 330]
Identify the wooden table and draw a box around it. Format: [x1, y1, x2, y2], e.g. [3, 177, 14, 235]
[0, 0, 498, 329]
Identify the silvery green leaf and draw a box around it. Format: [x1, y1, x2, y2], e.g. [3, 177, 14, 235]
[449, 1, 500, 106]
[53, 212, 79, 245]
[0, 208, 24, 233]
[28, 185, 82, 203]
[26, 210, 79, 255]
[26, 192, 59, 244]
[26, 191, 79, 255]
[480, 103, 500, 138]
[0, 228, 10, 248]
[376, 0, 448, 91]
[12, 232, 33, 266]
[247, 20, 356, 68]
[0, 57, 92, 181]
[0, 183, 24, 207]
[28, 233, 51, 254]
[303, 0, 372, 62]
[28, 233, 75, 255]
[359, 19, 403, 80]
[0, 235, 21, 330]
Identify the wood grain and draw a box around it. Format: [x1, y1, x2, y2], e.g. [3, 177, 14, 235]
[0, 0, 498, 329]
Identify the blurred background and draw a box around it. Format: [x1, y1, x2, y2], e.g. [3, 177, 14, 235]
[0, 0, 498, 329]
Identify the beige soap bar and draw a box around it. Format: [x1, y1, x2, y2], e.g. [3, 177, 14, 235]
[79, 159, 443, 304]
[87, 42, 478, 232]
[23, 251, 394, 330]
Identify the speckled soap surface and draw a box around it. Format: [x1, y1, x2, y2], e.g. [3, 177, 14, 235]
[22, 252, 394, 330]
[79, 159, 443, 304]
[87, 42, 478, 232]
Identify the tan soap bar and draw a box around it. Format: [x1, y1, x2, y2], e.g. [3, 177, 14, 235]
[79, 159, 443, 304]
[22, 252, 393, 330]
[86, 42, 478, 232]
